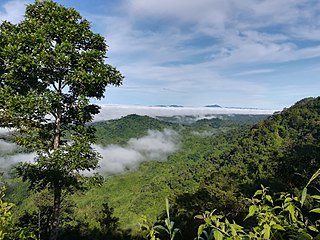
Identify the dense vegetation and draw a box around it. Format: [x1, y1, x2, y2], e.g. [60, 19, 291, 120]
[1, 97, 320, 239]
[92, 114, 177, 145]
[1, 1, 319, 239]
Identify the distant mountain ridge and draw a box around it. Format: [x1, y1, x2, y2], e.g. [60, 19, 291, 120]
[153, 104, 184, 108]
[204, 104, 222, 108]
[96, 104, 276, 121]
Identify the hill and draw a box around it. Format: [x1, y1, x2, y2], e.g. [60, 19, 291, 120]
[4, 98, 320, 239]
[92, 114, 178, 145]
[211, 97, 320, 191]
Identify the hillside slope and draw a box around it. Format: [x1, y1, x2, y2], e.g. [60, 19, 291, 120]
[212, 97, 320, 191]
[164, 97, 320, 238]
[92, 114, 178, 145]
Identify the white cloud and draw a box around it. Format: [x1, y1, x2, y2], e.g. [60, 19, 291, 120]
[108, 0, 320, 67]
[125, 0, 318, 31]
[0, 0, 27, 24]
[0, 128, 179, 175]
[93, 129, 179, 175]
[125, 0, 231, 30]
[0, 128, 15, 136]
[95, 105, 276, 121]
[115, 61, 269, 100]
[1, 0, 319, 109]
[0, 152, 36, 169]
[290, 26, 320, 41]
[234, 69, 275, 76]
[0, 139, 35, 170]
[82, 0, 320, 110]
[0, 139, 17, 153]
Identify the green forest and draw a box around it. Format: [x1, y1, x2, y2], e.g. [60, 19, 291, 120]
[2, 97, 320, 239]
[0, 1, 320, 240]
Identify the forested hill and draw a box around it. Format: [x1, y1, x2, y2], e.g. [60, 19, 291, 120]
[5, 98, 320, 239]
[158, 97, 320, 238]
[210, 97, 320, 194]
[92, 114, 178, 145]
[92, 113, 270, 145]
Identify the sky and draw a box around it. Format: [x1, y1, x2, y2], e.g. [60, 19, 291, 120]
[1, 0, 320, 109]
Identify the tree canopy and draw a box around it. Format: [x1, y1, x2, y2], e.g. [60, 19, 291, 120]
[0, 0, 123, 239]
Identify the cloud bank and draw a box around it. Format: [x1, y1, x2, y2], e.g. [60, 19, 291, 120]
[0, 139, 36, 170]
[0, 129, 179, 175]
[94, 129, 179, 175]
[95, 104, 276, 121]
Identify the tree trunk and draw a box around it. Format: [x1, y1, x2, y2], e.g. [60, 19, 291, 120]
[38, 210, 41, 240]
[50, 185, 62, 240]
[53, 113, 61, 150]
[50, 103, 62, 240]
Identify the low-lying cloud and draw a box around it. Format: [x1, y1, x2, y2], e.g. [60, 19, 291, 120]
[0, 129, 179, 175]
[0, 152, 36, 170]
[0, 139, 17, 154]
[94, 129, 179, 175]
[0, 139, 36, 170]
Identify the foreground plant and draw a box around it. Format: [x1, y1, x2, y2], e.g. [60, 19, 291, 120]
[0, 179, 36, 240]
[139, 198, 180, 240]
[196, 169, 320, 240]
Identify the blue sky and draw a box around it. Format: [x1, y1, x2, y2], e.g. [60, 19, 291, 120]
[1, 0, 320, 109]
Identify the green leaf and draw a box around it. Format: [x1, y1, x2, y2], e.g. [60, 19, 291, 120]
[254, 189, 263, 197]
[230, 224, 236, 236]
[308, 225, 319, 232]
[311, 195, 320, 201]
[272, 224, 285, 231]
[263, 224, 271, 239]
[195, 214, 204, 220]
[287, 204, 297, 221]
[306, 168, 320, 187]
[165, 198, 170, 220]
[213, 230, 224, 240]
[197, 224, 205, 237]
[266, 195, 273, 204]
[301, 187, 307, 206]
[245, 205, 257, 220]
[310, 208, 320, 214]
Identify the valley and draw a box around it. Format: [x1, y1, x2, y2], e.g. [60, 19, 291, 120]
[2, 97, 320, 239]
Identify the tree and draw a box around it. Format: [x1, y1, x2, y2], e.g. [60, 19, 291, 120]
[99, 202, 120, 238]
[0, 1, 123, 239]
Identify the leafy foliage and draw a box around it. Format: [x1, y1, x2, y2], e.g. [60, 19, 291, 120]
[195, 168, 320, 240]
[0, 178, 35, 240]
[0, 0, 123, 239]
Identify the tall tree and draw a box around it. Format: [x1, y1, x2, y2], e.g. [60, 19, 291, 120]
[0, 1, 123, 239]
